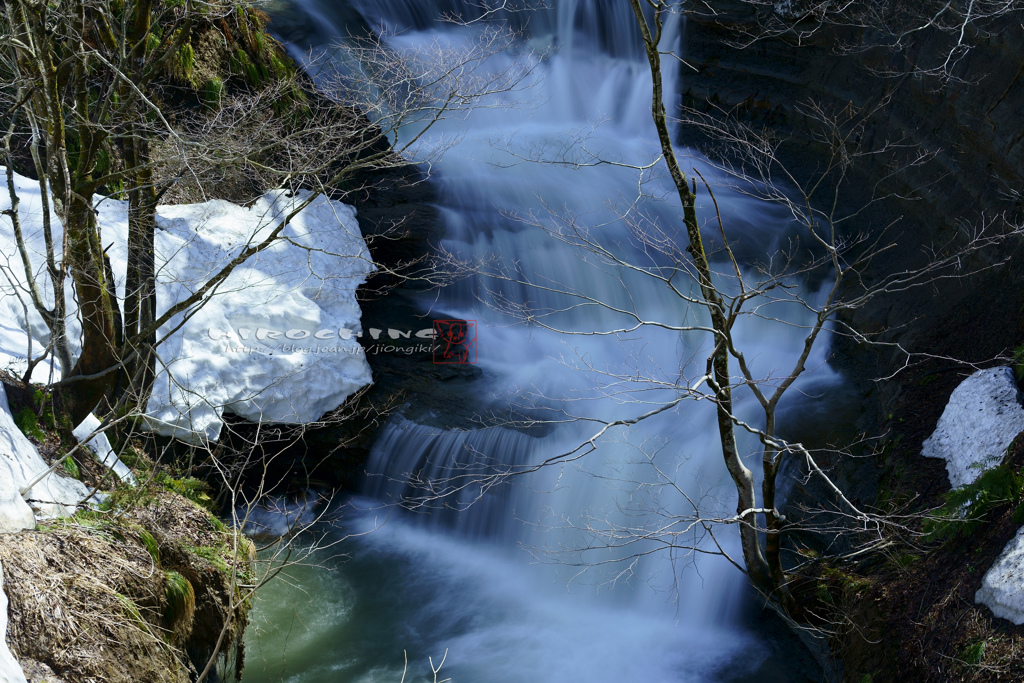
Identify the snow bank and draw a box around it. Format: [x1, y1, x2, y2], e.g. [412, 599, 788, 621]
[976, 526, 1024, 624]
[0, 170, 375, 444]
[0, 388, 90, 521]
[0, 561, 28, 683]
[921, 367, 1024, 488]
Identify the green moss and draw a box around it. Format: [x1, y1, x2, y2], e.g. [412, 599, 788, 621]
[154, 472, 213, 508]
[116, 446, 144, 470]
[145, 32, 161, 55]
[164, 570, 196, 631]
[887, 552, 920, 569]
[209, 514, 227, 533]
[115, 592, 145, 627]
[188, 544, 231, 572]
[139, 529, 160, 563]
[1013, 342, 1024, 381]
[270, 54, 289, 79]
[203, 77, 224, 109]
[13, 388, 58, 441]
[178, 42, 195, 81]
[232, 48, 266, 86]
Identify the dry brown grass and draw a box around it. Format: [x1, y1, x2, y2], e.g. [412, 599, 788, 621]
[0, 525, 187, 683]
[0, 489, 252, 683]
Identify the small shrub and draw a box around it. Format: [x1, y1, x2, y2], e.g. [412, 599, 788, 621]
[924, 460, 1024, 542]
[14, 408, 45, 441]
[63, 456, 80, 479]
[959, 639, 987, 665]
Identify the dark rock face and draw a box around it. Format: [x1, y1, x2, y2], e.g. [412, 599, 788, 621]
[683, 6, 1024, 231]
[681, 3, 1024, 414]
[678, 6, 1024, 680]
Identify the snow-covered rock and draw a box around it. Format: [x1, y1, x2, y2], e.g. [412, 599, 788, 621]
[976, 526, 1024, 624]
[72, 415, 135, 484]
[0, 561, 29, 683]
[922, 367, 1024, 488]
[0, 388, 90, 520]
[0, 170, 375, 444]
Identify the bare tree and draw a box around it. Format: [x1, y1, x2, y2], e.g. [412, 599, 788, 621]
[387, 0, 1024, 619]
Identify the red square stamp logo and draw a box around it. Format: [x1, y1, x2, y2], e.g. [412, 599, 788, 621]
[433, 319, 477, 364]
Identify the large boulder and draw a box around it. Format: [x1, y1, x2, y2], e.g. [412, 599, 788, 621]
[921, 367, 1024, 488]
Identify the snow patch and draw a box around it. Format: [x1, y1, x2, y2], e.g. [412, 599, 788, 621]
[234, 489, 320, 537]
[0, 388, 90, 521]
[921, 367, 1024, 488]
[0, 458, 33, 534]
[976, 526, 1024, 624]
[0, 561, 29, 683]
[1, 170, 375, 444]
[72, 415, 135, 485]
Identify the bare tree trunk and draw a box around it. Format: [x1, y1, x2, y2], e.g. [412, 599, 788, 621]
[121, 130, 159, 412]
[8, 0, 122, 425]
[628, 0, 778, 598]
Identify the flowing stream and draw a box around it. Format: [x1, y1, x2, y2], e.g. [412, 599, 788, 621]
[243, 2, 844, 681]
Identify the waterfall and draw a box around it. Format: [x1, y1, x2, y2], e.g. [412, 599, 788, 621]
[247, 2, 840, 681]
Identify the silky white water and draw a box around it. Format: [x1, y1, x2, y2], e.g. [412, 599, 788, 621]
[244, 2, 840, 681]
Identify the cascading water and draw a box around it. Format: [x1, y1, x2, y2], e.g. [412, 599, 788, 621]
[243, 2, 838, 681]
